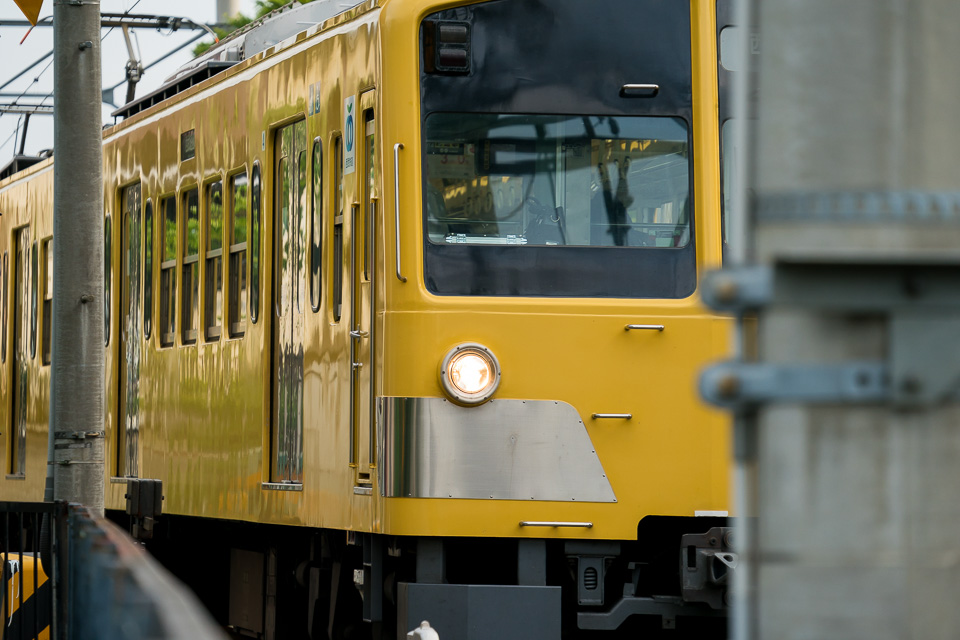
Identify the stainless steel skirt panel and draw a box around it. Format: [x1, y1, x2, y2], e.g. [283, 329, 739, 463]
[379, 397, 616, 502]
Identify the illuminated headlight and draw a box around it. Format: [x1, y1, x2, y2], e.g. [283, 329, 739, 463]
[439, 343, 501, 405]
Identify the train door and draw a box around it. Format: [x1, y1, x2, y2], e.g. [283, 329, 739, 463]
[271, 120, 307, 484]
[9, 227, 30, 476]
[350, 91, 377, 487]
[118, 183, 141, 477]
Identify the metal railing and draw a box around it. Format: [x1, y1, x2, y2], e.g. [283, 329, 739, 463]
[0, 501, 225, 640]
[0, 502, 55, 640]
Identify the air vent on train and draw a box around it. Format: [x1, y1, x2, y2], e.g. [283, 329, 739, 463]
[583, 567, 599, 590]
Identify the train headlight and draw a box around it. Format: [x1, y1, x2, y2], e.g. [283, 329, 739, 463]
[440, 343, 501, 405]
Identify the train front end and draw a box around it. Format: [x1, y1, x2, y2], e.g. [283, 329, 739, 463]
[376, 0, 733, 635]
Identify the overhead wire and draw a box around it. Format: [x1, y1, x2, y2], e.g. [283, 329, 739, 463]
[0, 0, 151, 156]
[33, 0, 146, 104]
[0, 119, 21, 155]
[1, 0, 219, 156]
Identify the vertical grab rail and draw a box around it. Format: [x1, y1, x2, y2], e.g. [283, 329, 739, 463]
[393, 143, 407, 283]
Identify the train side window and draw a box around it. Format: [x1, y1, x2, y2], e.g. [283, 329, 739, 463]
[310, 139, 322, 312]
[11, 228, 29, 477]
[276, 155, 290, 320]
[159, 197, 177, 347]
[229, 172, 248, 336]
[1, 251, 6, 364]
[30, 241, 38, 359]
[250, 163, 261, 324]
[205, 181, 224, 341]
[104, 215, 111, 347]
[363, 109, 375, 282]
[144, 200, 153, 339]
[41, 237, 52, 365]
[332, 135, 343, 322]
[181, 188, 200, 345]
[297, 149, 307, 313]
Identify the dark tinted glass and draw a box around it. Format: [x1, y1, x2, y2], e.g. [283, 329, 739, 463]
[104, 216, 111, 345]
[250, 163, 261, 323]
[420, 0, 696, 298]
[1, 251, 6, 363]
[310, 140, 322, 312]
[144, 201, 153, 338]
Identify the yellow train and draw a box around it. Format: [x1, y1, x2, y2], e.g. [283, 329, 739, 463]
[0, 0, 735, 637]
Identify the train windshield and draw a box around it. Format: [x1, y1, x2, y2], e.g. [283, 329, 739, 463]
[419, 0, 695, 298]
[425, 113, 690, 249]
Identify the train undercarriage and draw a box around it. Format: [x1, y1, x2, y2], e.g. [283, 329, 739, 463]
[112, 513, 732, 640]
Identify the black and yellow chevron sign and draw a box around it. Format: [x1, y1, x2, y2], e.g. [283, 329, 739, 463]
[2, 554, 51, 640]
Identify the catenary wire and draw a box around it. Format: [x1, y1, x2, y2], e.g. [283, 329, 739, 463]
[0, 0, 149, 155]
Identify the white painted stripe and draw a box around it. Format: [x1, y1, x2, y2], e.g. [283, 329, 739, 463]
[695, 510, 729, 517]
[0, 164, 53, 197]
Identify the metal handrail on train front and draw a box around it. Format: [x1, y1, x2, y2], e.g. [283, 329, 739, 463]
[394, 143, 407, 283]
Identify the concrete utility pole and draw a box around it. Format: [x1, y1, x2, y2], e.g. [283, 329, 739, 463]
[216, 0, 241, 22]
[49, 0, 105, 513]
[701, 0, 960, 639]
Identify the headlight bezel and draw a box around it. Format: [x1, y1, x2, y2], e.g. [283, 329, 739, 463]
[439, 342, 501, 406]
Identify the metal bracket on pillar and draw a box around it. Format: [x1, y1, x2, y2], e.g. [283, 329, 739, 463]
[700, 266, 773, 314]
[701, 361, 889, 410]
[701, 262, 960, 410]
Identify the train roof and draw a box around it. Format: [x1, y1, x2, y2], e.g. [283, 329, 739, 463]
[0, 152, 52, 183]
[111, 0, 365, 121]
